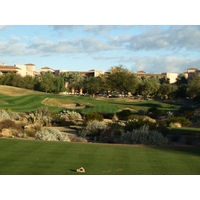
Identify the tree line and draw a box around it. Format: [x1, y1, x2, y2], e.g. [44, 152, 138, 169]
[0, 65, 200, 101]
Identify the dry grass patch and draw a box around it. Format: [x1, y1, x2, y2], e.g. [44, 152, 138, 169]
[41, 98, 92, 109]
[0, 85, 44, 96]
[41, 98, 77, 108]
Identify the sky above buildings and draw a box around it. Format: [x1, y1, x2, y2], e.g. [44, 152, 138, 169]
[1, 1, 200, 74]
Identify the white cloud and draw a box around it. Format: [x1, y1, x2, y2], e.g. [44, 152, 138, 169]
[129, 56, 200, 74]
[29, 37, 119, 55]
[127, 26, 200, 52]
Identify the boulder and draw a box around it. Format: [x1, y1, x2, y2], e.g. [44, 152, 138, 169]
[70, 136, 88, 143]
[1, 128, 13, 137]
[76, 167, 85, 173]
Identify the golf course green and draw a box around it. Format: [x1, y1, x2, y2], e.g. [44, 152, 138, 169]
[0, 138, 199, 175]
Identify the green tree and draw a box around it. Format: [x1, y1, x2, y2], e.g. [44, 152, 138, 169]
[158, 83, 177, 99]
[159, 76, 170, 84]
[53, 76, 65, 93]
[138, 76, 160, 98]
[187, 73, 200, 98]
[175, 74, 188, 98]
[106, 65, 139, 95]
[22, 75, 35, 90]
[83, 76, 101, 95]
[36, 71, 65, 93]
[176, 73, 187, 86]
[60, 72, 84, 93]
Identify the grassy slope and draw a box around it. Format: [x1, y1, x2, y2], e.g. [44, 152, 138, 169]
[0, 85, 181, 114]
[0, 138, 200, 175]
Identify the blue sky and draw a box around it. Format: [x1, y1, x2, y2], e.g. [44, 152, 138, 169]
[1, 25, 200, 74]
[1, 1, 200, 74]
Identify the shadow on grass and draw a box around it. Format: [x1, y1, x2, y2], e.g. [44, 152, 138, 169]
[69, 169, 77, 173]
[110, 101, 179, 109]
[149, 145, 200, 157]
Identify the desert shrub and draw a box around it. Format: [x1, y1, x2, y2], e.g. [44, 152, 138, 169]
[165, 116, 191, 127]
[0, 119, 23, 131]
[121, 125, 168, 145]
[59, 109, 82, 121]
[147, 107, 164, 119]
[0, 110, 10, 120]
[35, 129, 70, 142]
[99, 123, 124, 143]
[0, 119, 24, 138]
[51, 114, 68, 126]
[84, 112, 104, 123]
[52, 110, 82, 126]
[78, 121, 107, 140]
[28, 106, 53, 126]
[24, 123, 42, 138]
[116, 109, 132, 120]
[125, 115, 157, 132]
[9, 112, 20, 120]
[7, 109, 20, 120]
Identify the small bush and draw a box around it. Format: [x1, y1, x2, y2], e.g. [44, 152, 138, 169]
[84, 112, 104, 123]
[121, 125, 168, 145]
[125, 115, 157, 132]
[28, 107, 53, 126]
[59, 109, 82, 121]
[116, 109, 132, 120]
[52, 114, 68, 126]
[24, 123, 42, 138]
[99, 123, 124, 143]
[35, 129, 71, 142]
[7, 110, 20, 120]
[0, 119, 23, 131]
[0, 110, 10, 120]
[165, 116, 191, 127]
[78, 121, 107, 140]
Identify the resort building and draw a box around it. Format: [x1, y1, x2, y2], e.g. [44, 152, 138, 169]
[183, 68, 200, 83]
[135, 71, 178, 83]
[1, 62, 200, 84]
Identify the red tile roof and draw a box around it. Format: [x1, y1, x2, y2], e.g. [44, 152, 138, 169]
[0, 65, 20, 71]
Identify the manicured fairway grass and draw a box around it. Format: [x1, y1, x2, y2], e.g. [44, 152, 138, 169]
[0, 91, 181, 114]
[0, 138, 200, 175]
[168, 127, 200, 135]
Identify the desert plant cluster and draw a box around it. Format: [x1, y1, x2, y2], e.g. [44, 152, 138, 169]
[0, 102, 200, 146]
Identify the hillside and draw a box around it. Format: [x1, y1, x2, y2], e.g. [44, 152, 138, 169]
[0, 85, 45, 96]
